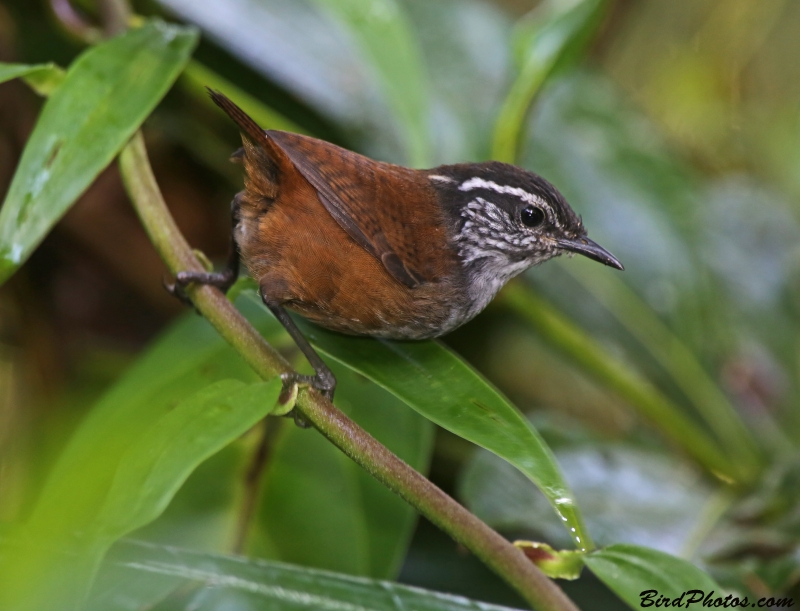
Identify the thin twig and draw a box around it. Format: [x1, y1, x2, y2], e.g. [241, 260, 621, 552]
[231, 418, 282, 555]
[119, 131, 580, 611]
[50, 0, 131, 43]
[49, 0, 102, 43]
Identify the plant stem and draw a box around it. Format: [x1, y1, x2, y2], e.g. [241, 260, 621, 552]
[119, 131, 580, 611]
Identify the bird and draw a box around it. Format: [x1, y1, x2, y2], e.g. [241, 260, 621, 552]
[168, 90, 623, 401]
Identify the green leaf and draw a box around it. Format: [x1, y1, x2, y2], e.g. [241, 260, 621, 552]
[0, 62, 65, 95]
[28, 302, 272, 540]
[585, 544, 723, 611]
[311, 0, 431, 166]
[0, 282, 428, 602]
[0, 296, 280, 610]
[0, 20, 198, 285]
[253, 362, 434, 577]
[129, 441, 250, 553]
[95, 379, 282, 540]
[2, 378, 281, 611]
[119, 292, 432, 579]
[131, 288, 431, 579]
[335, 364, 435, 577]
[291, 309, 593, 551]
[397, 0, 514, 163]
[18, 288, 430, 603]
[492, 0, 606, 163]
[86, 539, 528, 611]
[255, 413, 374, 575]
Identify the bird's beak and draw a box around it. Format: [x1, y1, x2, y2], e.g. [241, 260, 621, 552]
[557, 237, 624, 270]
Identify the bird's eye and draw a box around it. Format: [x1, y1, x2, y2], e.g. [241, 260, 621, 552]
[520, 206, 545, 227]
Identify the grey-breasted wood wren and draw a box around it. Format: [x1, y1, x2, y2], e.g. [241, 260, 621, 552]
[168, 91, 624, 399]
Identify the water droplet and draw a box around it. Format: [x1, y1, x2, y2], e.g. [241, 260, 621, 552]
[30, 167, 52, 198]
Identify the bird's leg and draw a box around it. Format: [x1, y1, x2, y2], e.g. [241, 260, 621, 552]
[165, 193, 242, 303]
[262, 298, 337, 410]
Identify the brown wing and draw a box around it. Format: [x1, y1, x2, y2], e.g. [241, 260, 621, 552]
[267, 130, 446, 288]
[210, 90, 444, 288]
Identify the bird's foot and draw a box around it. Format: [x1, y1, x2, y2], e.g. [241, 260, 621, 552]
[278, 371, 337, 429]
[165, 269, 238, 309]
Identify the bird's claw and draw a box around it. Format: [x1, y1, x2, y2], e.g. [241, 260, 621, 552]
[278, 371, 336, 428]
[163, 275, 196, 310]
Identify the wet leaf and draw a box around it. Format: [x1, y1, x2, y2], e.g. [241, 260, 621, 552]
[289, 305, 593, 551]
[460, 433, 715, 555]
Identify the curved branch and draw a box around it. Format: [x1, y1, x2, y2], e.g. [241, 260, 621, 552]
[50, 0, 130, 42]
[49, 0, 102, 43]
[119, 131, 580, 611]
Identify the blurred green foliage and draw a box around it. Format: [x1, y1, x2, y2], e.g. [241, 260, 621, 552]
[1, 0, 799, 609]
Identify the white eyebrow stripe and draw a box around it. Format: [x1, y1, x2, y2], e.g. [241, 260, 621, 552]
[458, 177, 545, 207]
[428, 174, 456, 183]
